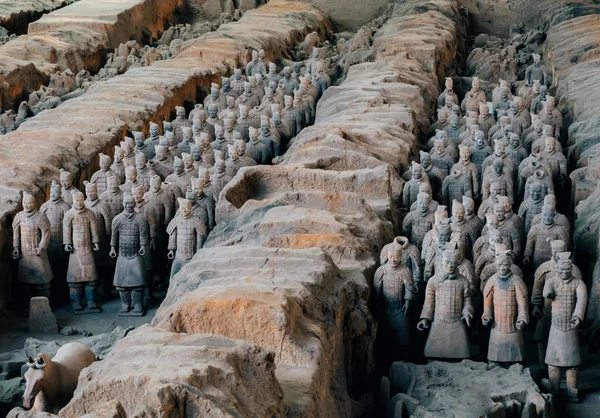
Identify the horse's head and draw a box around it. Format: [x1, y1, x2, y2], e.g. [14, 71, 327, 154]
[23, 355, 48, 409]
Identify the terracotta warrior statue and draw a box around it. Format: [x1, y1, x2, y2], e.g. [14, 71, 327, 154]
[524, 204, 569, 271]
[452, 145, 479, 199]
[424, 219, 452, 281]
[59, 169, 80, 207]
[109, 193, 149, 316]
[380, 236, 422, 285]
[541, 254, 587, 402]
[145, 122, 160, 151]
[525, 53, 549, 87]
[63, 190, 100, 313]
[469, 130, 492, 184]
[40, 181, 71, 284]
[463, 196, 483, 249]
[532, 241, 582, 368]
[90, 153, 117, 196]
[111, 146, 126, 184]
[12, 192, 53, 300]
[374, 239, 417, 356]
[133, 131, 154, 161]
[402, 192, 435, 249]
[418, 247, 474, 360]
[403, 162, 429, 209]
[167, 197, 207, 279]
[461, 77, 487, 113]
[482, 248, 529, 365]
[438, 77, 459, 109]
[442, 169, 473, 212]
[84, 181, 111, 295]
[518, 180, 544, 233]
[172, 106, 192, 142]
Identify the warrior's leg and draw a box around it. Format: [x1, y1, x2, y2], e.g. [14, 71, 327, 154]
[144, 270, 154, 303]
[547, 365, 561, 395]
[538, 342, 547, 370]
[85, 282, 98, 309]
[566, 367, 580, 402]
[132, 288, 144, 314]
[117, 288, 131, 313]
[69, 284, 84, 311]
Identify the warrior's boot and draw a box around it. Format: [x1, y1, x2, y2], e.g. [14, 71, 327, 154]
[85, 283, 98, 310]
[132, 289, 144, 314]
[119, 290, 131, 313]
[69, 285, 83, 311]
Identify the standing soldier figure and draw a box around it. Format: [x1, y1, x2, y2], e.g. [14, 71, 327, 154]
[482, 249, 529, 365]
[63, 190, 100, 313]
[542, 254, 587, 402]
[167, 198, 207, 279]
[110, 193, 149, 316]
[40, 181, 71, 294]
[418, 248, 474, 360]
[12, 192, 53, 301]
[374, 240, 417, 363]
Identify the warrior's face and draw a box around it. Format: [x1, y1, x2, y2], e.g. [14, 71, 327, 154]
[388, 249, 402, 268]
[558, 264, 572, 281]
[23, 196, 35, 213]
[150, 177, 161, 193]
[86, 186, 98, 201]
[496, 257, 511, 276]
[50, 187, 61, 202]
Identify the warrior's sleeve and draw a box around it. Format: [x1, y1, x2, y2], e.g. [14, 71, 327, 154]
[511, 229, 523, 259]
[138, 217, 149, 246]
[373, 268, 384, 304]
[163, 198, 174, 227]
[559, 155, 568, 178]
[524, 228, 536, 259]
[403, 270, 416, 301]
[574, 280, 588, 321]
[482, 176, 490, 200]
[146, 209, 157, 239]
[462, 279, 475, 318]
[410, 251, 422, 282]
[12, 213, 21, 248]
[517, 202, 527, 219]
[531, 266, 547, 306]
[195, 219, 207, 250]
[471, 165, 479, 196]
[506, 178, 515, 204]
[167, 219, 177, 251]
[525, 66, 532, 84]
[88, 210, 99, 244]
[420, 280, 436, 321]
[482, 278, 495, 320]
[542, 277, 556, 299]
[100, 204, 111, 238]
[515, 277, 530, 325]
[110, 215, 121, 248]
[37, 213, 51, 250]
[401, 214, 412, 238]
[63, 210, 74, 246]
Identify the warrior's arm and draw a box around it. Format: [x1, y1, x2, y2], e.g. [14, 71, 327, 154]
[373, 269, 383, 304]
[462, 280, 475, 318]
[196, 222, 206, 250]
[38, 215, 51, 250]
[139, 218, 150, 247]
[507, 179, 515, 204]
[531, 270, 546, 305]
[401, 216, 412, 238]
[89, 211, 100, 244]
[420, 281, 436, 321]
[167, 219, 177, 251]
[12, 215, 21, 249]
[482, 280, 494, 320]
[411, 254, 423, 282]
[63, 213, 73, 246]
[574, 281, 588, 320]
[516, 281, 530, 325]
[472, 167, 480, 196]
